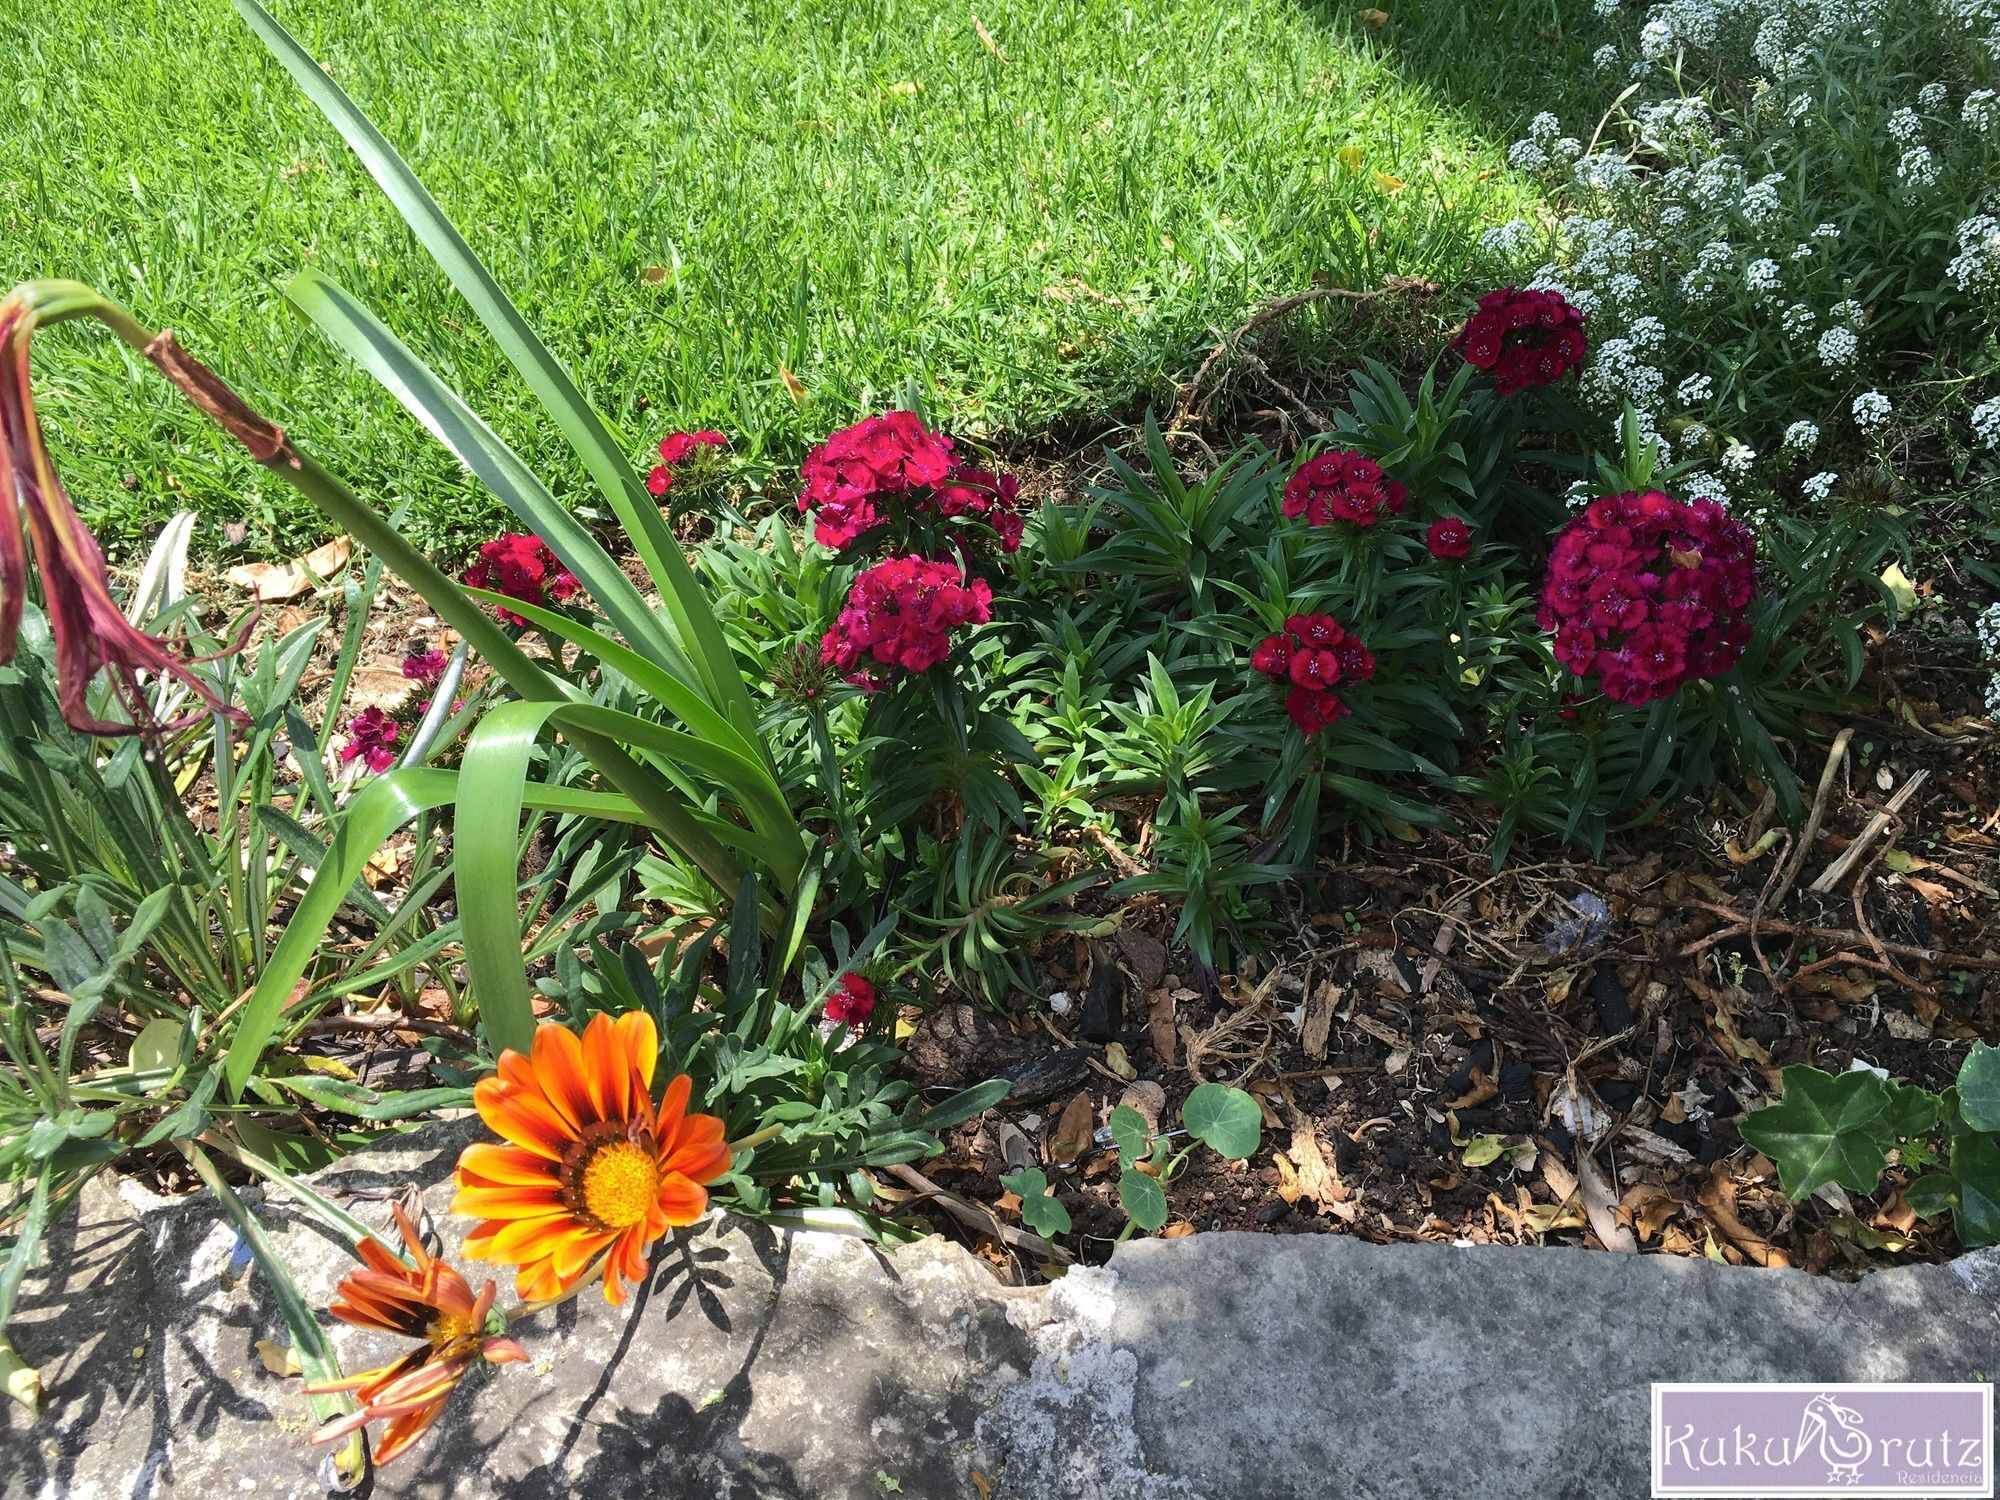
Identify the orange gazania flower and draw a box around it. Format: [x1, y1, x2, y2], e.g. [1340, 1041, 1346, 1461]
[452, 1011, 732, 1306]
[304, 1203, 528, 1466]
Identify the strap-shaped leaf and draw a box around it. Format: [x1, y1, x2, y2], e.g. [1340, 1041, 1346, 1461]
[232, 0, 762, 749]
[285, 271, 703, 697]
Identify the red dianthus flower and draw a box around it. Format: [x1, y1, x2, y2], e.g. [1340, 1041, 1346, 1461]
[798, 413, 1023, 556]
[1425, 516, 1473, 559]
[824, 974, 877, 1027]
[1281, 450, 1408, 529]
[340, 706, 400, 774]
[1453, 288, 1588, 396]
[1537, 489, 1756, 706]
[818, 555, 993, 690]
[464, 534, 578, 627]
[1251, 610, 1375, 732]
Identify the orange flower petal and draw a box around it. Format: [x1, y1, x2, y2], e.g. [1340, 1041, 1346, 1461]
[581, 1011, 629, 1124]
[656, 1073, 692, 1134]
[530, 1022, 596, 1132]
[665, 1135, 732, 1189]
[656, 1174, 709, 1226]
[456, 1142, 560, 1188]
[373, 1396, 451, 1466]
[450, 1182, 567, 1218]
[473, 1081, 574, 1161]
[616, 1009, 659, 1095]
[463, 1211, 574, 1264]
[551, 1226, 618, 1282]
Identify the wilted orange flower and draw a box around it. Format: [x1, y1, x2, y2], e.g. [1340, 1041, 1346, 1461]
[452, 1012, 732, 1306]
[304, 1203, 527, 1466]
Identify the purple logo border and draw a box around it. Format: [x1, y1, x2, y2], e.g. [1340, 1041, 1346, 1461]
[1652, 1382, 1994, 1498]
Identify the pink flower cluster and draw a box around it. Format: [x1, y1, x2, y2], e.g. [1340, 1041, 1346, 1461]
[464, 534, 577, 627]
[1281, 450, 1408, 528]
[799, 412, 1023, 554]
[1425, 516, 1473, 559]
[1539, 489, 1757, 706]
[1453, 287, 1588, 396]
[824, 973, 878, 1027]
[819, 555, 993, 691]
[646, 429, 728, 497]
[340, 706, 400, 773]
[1250, 612, 1376, 733]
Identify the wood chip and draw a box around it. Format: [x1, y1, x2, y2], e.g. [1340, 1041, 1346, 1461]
[1574, 1149, 1636, 1252]
[1047, 1090, 1095, 1166]
[225, 536, 351, 601]
[1300, 981, 1340, 1061]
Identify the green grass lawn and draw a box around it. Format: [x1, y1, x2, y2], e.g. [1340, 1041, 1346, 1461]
[0, 0, 1582, 560]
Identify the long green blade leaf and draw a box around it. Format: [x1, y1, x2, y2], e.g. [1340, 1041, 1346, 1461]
[232, 0, 764, 750]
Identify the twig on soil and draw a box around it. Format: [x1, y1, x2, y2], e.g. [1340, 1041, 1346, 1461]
[296, 1012, 479, 1045]
[1169, 278, 1437, 432]
[879, 1162, 1074, 1264]
[1678, 901, 2000, 975]
[1764, 726, 1852, 920]
[1809, 769, 1930, 894]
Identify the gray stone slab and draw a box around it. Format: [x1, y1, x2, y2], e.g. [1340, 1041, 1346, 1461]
[3, 1119, 1996, 1498]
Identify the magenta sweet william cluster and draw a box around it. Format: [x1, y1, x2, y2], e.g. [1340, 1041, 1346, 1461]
[1538, 489, 1757, 706]
[823, 973, 877, 1027]
[800, 411, 1024, 553]
[819, 555, 994, 692]
[464, 534, 577, 626]
[1250, 612, 1377, 733]
[1281, 449, 1408, 528]
[1453, 287, 1588, 396]
[340, 706, 400, 773]
[646, 429, 728, 496]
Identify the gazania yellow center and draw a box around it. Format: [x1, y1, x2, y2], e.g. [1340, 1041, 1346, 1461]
[426, 1309, 477, 1349]
[578, 1140, 660, 1229]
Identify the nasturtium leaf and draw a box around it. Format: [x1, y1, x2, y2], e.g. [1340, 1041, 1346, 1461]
[1738, 1066, 1893, 1199]
[1955, 1044, 2000, 1133]
[1118, 1170, 1169, 1231]
[1109, 1105, 1151, 1160]
[998, 1168, 1071, 1238]
[1183, 1083, 1262, 1160]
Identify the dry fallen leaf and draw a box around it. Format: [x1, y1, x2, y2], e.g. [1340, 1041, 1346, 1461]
[1103, 1041, 1137, 1080]
[971, 11, 1008, 62]
[1698, 1162, 1789, 1268]
[1336, 144, 1366, 170]
[225, 536, 352, 601]
[641, 265, 671, 284]
[1048, 1090, 1095, 1166]
[1372, 170, 1408, 194]
[253, 1339, 301, 1378]
[779, 365, 807, 404]
[1145, 987, 1179, 1068]
[1357, 7, 1390, 24]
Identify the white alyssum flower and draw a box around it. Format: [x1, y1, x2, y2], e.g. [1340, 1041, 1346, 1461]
[1480, 218, 1541, 256]
[1740, 174, 1785, 228]
[1966, 89, 1998, 130]
[1593, 43, 1621, 70]
[1918, 82, 1949, 113]
[1573, 153, 1639, 194]
[1898, 146, 1939, 187]
[1552, 137, 1585, 164]
[1626, 316, 1666, 354]
[1852, 390, 1892, 428]
[1641, 17, 1676, 57]
[1745, 258, 1781, 296]
[1721, 441, 1757, 473]
[1593, 0, 1620, 15]
[1677, 373, 1716, 405]
[1781, 303, 1816, 338]
[1979, 605, 2000, 717]
[1753, 14, 1791, 72]
[1660, 202, 1690, 228]
[1832, 298, 1866, 324]
[1680, 471, 1730, 503]
[1790, 242, 1816, 262]
[1813, 222, 1840, 240]
[1818, 326, 1859, 366]
[1787, 92, 1814, 122]
[1972, 396, 2000, 448]
[1508, 139, 1549, 172]
[1801, 471, 1839, 501]
[1579, 337, 1664, 411]
[1783, 420, 1819, 451]
[1528, 112, 1561, 144]
[1886, 107, 1924, 144]
[1949, 215, 2000, 293]
[1682, 422, 1710, 448]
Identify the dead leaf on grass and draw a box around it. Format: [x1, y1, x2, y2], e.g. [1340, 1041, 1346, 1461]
[225, 537, 351, 601]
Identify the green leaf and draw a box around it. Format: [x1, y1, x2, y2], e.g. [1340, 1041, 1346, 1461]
[1949, 1119, 2000, 1248]
[998, 1168, 1072, 1238]
[1182, 1083, 1262, 1160]
[1885, 1078, 1941, 1141]
[1905, 1173, 1955, 1220]
[911, 1079, 1010, 1134]
[1109, 1105, 1151, 1160]
[1118, 1170, 1169, 1231]
[1462, 1135, 1506, 1168]
[1739, 1066, 1893, 1199]
[232, 0, 761, 748]
[1956, 1043, 2000, 1132]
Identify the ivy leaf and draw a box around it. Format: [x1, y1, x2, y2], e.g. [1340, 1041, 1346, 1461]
[1182, 1083, 1262, 1160]
[1118, 1170, 1169, 1231]
[1948, 1113, 2000, 1249]
[1739, 1066, 1892, 1199]
[998, 1168, 1071, 1238]
[1885, 1078, 1941, 1141]
[1905, 1173, 1955, 1221]
[1956, 1044, 2000, 1133]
